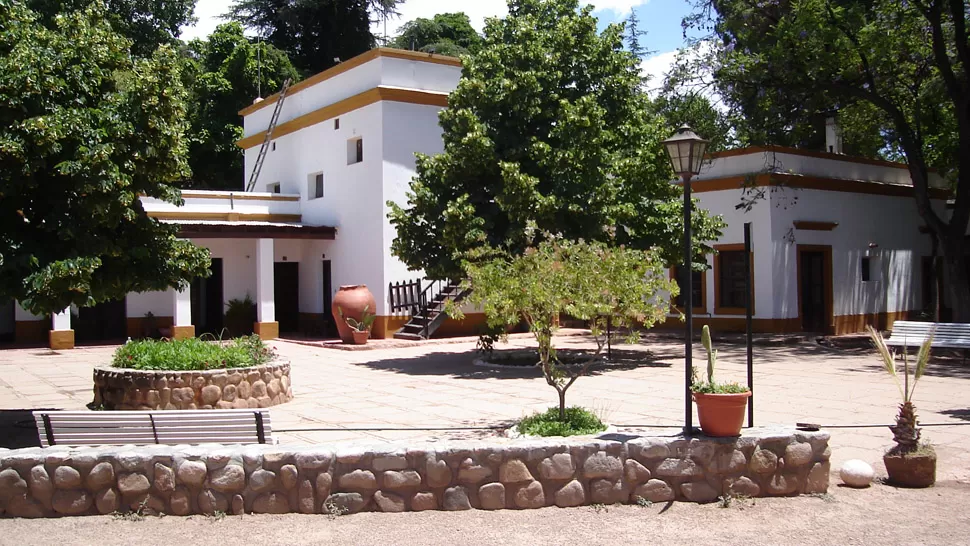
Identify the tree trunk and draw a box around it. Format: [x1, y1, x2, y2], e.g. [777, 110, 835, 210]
[558, 389, 567, 421]
[942, 244, 970, 322]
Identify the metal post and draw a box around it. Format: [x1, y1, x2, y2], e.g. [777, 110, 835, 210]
[683, 173, 694, 436]
[744, 222, 754, 428]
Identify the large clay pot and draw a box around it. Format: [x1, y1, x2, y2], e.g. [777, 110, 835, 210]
[692, 391, 751, 437]
[884, 445, 936, 488]
[332, 285, 376, 344]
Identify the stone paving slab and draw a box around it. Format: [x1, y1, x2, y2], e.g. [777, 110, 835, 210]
[1, 333, 969, 483]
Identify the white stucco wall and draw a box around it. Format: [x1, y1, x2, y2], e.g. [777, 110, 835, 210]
[126, 291, 172, 318]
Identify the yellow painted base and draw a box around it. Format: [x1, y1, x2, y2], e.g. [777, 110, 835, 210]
[254, 321, 279, 340]
[49, 329, 75, 350]
[171, 325, 196, 340]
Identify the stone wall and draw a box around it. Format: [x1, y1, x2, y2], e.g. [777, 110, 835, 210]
[0, 428, 829, 518]
[92, 362, 292, 410]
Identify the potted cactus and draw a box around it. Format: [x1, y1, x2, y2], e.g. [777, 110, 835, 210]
[868, 326, 936, 487]
[691, 325, 751, 436]
[339, 305, 376, 345]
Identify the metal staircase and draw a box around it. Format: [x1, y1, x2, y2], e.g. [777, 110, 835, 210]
[245, 78, 292, 192]
[389, 279, 471, 340]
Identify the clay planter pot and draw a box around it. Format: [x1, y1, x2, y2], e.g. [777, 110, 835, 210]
[884, 446, 936, 488]
[350, 330, 370, 345]
[332, 285, 376, 344]
[692, 391, 752, 437]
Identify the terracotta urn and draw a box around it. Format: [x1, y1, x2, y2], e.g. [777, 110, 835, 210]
[692, 391, 752, 437]
[332, 285, 376, 344]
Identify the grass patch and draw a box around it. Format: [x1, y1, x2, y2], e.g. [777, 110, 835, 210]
[690, 380, 750, 395]
[516, 406, 607, 437]
[112, 335, 276, 371]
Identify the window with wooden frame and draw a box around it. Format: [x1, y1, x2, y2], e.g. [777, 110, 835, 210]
[308, 173, 324, 200]
[347, 137, 363, 165]
[670, 266, 706, 313]
[714, 244, 754, 315]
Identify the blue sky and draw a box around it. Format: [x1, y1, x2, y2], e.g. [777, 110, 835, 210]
[181, 1, 698, 83]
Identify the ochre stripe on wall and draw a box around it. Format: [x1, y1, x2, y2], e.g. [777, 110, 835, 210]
[239, 48, 461, 117]
[147, 211, 303, 223]
[237, 87, 449, 150]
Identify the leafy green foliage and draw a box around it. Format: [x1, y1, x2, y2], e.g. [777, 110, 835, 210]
[388, 0, 725, 281]
[691, 325, 749, 394]
[112, 335, 277, 371]
[390, 12, 482, 55]
[228, 0, 402, 75]
[224, 295, 257, 336]
[0, 3, 211, 316]
[181, 22, 299, 189]
[516, 406, 606, 437]
[692, 0, 970, 319]
[339, 304, 376, 332]
[456, 238, 677, 419]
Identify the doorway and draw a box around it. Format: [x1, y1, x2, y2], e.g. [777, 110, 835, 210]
[322, 260, 335, 337]
[76, 298, 127, 344]
[797, 246, 832, 333]
[0, 300, 13, 343]
[274, 262, 300, 333]
[192, 258, 224, 336]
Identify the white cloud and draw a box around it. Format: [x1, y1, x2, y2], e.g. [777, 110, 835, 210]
[182, 0, 651, 41]
[640, 49, 678, 96]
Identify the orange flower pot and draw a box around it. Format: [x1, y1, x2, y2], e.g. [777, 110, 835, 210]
[350, 330, 369, 345]
[692, 391, 752, 437]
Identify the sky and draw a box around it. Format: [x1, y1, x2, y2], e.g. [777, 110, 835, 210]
[180, 0, 698, 86]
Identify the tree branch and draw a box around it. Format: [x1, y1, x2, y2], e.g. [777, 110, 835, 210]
[915, 0, 964, 102]
[947, 0, 970, 76]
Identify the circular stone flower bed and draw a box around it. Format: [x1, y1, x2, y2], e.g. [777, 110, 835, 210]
[92, 336, 292, 410]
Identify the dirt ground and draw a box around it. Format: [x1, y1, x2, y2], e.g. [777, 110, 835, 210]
[4, 480, 969, 546]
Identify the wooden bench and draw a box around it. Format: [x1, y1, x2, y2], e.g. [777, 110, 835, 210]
[32, 409, 274, 447]
[884, 321, 970, 362]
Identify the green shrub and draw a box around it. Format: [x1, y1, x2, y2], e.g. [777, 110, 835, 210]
[516, 406, 607, 437]
[112, 335, 276, 371]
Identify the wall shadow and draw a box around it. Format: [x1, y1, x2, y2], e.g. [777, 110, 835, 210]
[0, 409, 43, 449]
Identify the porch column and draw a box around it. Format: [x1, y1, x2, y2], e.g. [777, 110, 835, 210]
[49, 308, 74, 350]
[254, 238, 278, 339]
[172, 285, 195, 340]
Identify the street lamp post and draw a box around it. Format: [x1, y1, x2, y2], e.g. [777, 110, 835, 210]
[662, 126, 709, 436]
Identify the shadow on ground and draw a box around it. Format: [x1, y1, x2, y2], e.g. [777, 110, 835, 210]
[0, 409, 44, 449]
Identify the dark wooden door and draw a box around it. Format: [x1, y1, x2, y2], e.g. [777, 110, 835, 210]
[274, 262, 300, 333]
[322, 260, 335, 337]
[76, 298, 127, 343]
[800, 251, 826, 332]
[192, 258, 224, 336]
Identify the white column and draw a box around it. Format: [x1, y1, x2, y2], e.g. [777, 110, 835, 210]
[256, 238, 275, 323]
[173, 286, 192, 326]
[52, 308, 71, 331]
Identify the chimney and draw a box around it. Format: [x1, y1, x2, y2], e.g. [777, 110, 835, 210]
[825, 116, 843, 154]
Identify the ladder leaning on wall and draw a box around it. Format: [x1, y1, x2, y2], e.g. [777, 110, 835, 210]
[245, 78, 292, 193]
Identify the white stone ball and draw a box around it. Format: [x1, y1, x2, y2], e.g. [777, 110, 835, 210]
[840, 459, 875, 488]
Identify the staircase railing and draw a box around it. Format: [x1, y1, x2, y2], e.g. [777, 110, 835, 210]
[388, 278, 469, 339]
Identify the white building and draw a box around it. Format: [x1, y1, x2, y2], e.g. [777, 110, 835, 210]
[0, 48, 957, 348]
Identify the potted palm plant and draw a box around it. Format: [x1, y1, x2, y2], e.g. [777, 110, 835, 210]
[691, 325, 751, 437]
[868, 326, 936, 487]
[339, 305, 376, 345]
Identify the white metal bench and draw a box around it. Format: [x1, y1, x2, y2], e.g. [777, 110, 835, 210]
[32, 409, 274, 447]
[884, 321, 970, 362]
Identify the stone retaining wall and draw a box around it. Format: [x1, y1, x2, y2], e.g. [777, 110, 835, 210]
[0, 428, 829, 517]
[92, 362, 292, 410]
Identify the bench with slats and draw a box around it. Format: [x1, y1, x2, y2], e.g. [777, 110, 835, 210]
[885, 321, 970, 363]
[33, 409, 274, 447]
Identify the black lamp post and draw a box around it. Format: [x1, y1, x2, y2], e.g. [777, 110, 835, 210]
[662, 125, 709, 436]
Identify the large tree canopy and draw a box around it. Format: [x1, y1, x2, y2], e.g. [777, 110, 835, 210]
[389, 12, 483, 56]
[0, 3, 210, 315]
[28, 0, 197, 57]
[389, 0, 724, 280]
[182, 22, 300, 189]
[693, 0, 969, 320]
[228, 0, 403, 75]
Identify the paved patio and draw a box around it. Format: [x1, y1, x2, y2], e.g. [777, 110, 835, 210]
[1, 332, 969, 482]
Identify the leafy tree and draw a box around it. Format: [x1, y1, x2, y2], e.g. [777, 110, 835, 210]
[389, 0, 725, 281]
[0, 3, 211, 315]
[182, 23, 300, 189]
[692, 0, 970, 320]
[623, 8, 649, 59]
[28, 0, 197, 57]
[454, 238, 675, 420]
[228, 0, 403, 75]
[390, 12, 483, 55]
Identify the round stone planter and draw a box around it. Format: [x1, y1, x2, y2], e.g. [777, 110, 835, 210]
[92, 361, 292, 410]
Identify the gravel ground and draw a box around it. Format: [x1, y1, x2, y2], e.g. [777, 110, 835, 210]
[3, 480, 969, 546]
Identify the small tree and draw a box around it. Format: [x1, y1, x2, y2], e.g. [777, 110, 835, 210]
[454, 238, 676, 421]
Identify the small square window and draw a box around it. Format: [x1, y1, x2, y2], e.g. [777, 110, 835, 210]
[267, 182, 281, 194]
[334, 118, 340, 130]
[271, 141, 276, 151]
[309, 173, 324, 199]
[861, 257, 871, 282]
[347, 137, 363, 165]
